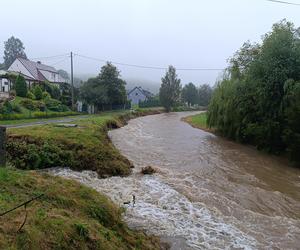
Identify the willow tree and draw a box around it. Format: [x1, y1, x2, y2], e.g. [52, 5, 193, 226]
[159, 66, 181, 112]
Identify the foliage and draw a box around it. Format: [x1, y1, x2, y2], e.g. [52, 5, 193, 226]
[15, 75, 27, 97]
[42, 91, 51, 99]
[0, 101, 13, 114]
[198, 84, 213, 106]
[45, 98, 69, 112]
[3, 36, 27, 69]
[159, 65, 182, 112]
[26, 90, 35, 100]
[33, 85, 43, 100]
[58, 69, 70, 80]
[208, 20, 300, 164]
[182, 82, 198, 106]
[138, 96, 161, 108]
[80, 62, 127, 110]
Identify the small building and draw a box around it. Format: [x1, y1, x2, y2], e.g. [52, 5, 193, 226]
[127, 86, 154, 105]
[8, 57, 67, 88]
[0, 70, 12, 100]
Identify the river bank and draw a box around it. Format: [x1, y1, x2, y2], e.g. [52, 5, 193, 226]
[6, 108, 164, 177]
[51, 111, 300, 249]
[1, 108, 168, 250]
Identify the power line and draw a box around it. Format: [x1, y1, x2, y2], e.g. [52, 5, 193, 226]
[266, 0, 300, 6]
[50, 56, 70, 66]
[30, 53, 70, 61]
[75, 53, 224, 71]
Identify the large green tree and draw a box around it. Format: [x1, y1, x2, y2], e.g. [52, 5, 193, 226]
[197, 84, 213, 106]
[3, 36, 27, 69]
[80, 62, 127, 110]
[159, 66, 181, 112]
[208, 19, 300, 164]
[182, 82, 198, 106]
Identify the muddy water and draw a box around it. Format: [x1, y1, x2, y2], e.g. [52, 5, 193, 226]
[51, 112, 300, 249]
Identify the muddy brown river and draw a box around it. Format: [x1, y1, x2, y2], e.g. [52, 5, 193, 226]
[51, 112, 300, 249]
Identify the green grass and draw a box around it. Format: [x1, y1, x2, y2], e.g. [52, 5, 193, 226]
[0, 167, 161, 250]
[183, 112, 213, 132]
[6, 109, 163, 177]
[0, 115, 83, 126]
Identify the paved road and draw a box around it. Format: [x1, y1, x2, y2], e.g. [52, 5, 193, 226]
[2, 115, 89, 128]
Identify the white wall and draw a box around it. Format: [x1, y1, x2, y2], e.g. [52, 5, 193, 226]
[8, 59, 34, 79]
[0, 78, 10, 92]
[39, 70, 59, 82]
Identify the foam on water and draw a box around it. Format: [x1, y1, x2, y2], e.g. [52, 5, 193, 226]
[50, 168, 258, 249]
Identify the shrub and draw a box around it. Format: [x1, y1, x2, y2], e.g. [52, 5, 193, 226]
[15, 75, 28, 97]
[26, 91, 35, 100]
[6, 138, 74, 170]
[0, 101, 13, 114]
[20, 99, 36, 111]
[11, 103, 22, 113]
[33, 85, 43, 100]
[42, 91, 51, 99]
[45, 98, 69, 112]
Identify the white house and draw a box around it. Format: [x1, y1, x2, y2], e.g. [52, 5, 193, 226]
[127, 86, 154, 105]
[8, 57, 67, 88]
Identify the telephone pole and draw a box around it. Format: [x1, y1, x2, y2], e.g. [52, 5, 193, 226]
[70, 52, 75, 110]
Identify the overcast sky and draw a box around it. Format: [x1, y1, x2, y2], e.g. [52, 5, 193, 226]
[1, 0, 300, 87]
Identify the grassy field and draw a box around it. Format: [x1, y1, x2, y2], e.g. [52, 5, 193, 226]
[0, 167, 162, 250]
[182, 112, 213, 133]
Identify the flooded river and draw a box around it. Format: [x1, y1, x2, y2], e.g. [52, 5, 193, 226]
[52, 112, 300, 249]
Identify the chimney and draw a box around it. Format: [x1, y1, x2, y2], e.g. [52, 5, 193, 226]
[37, 61, 41, 64]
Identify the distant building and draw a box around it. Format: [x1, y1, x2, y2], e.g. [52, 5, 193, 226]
[8, 57, 67, 88]
[127, 86, 154, 105]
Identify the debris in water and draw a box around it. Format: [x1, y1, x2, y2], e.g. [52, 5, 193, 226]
[141, 166, 157, 175]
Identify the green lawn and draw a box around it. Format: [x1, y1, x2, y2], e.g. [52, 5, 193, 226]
[183, 112, 213, 133]
[0, 167, 161, 250]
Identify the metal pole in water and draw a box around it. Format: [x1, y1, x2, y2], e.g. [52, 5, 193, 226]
[0, 126, 6, 167]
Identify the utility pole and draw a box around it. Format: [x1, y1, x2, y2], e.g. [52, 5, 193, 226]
[70, 52, 75, 110]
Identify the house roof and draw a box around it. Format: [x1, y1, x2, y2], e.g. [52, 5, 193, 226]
[17, 57, 58, 81]
[127, 86, 154, 98]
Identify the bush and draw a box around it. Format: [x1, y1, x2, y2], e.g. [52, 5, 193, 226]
[15, 75, 28, 97]
[11, 103, 22, 113]
[7, 138, 74, 170]
[26, 91, 35, 100]
[33, 85, 43, 100]
[0, 101, 13, 114]
[20, 99, 36, 111]
[45, 98, 69, 112]
[42, 91, 51, 99]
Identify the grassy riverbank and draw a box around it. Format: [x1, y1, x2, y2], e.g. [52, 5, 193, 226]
[0, 167, 162, 249]
[1, 108, 165, 249]
[182, 112, 214, 133]
[6, 109, 163, 177]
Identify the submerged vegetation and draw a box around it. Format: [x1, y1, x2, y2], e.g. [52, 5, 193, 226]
[0, 167, 162, 249]
[208, 20, 300, 164]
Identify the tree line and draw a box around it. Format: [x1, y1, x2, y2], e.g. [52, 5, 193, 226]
[207, 20, 300, 164]
[159, 66, 213, 111]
